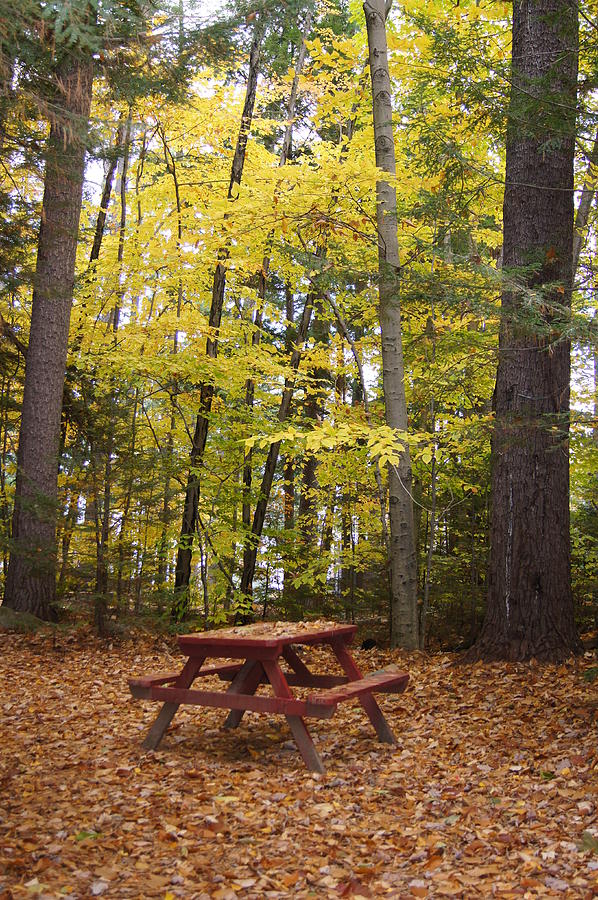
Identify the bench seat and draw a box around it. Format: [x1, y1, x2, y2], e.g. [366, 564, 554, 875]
[308, 669, 409, 706]
[129, 662, 243, 698]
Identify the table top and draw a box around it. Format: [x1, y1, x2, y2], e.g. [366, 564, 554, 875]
[178, 620, 357, 655]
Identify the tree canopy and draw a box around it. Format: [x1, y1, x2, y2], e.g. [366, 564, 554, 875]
[0, 0, 596, 658]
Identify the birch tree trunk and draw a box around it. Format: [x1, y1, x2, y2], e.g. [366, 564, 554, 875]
[363, 0, 418, 649]
[2, 51, 93, 620]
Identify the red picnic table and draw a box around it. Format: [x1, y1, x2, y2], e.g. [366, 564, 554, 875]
[129, 620, 409, 773]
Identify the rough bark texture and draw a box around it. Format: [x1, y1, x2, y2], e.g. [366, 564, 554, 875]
[172, 28, 262, 613]
[364, 0, 418, 649]
[473, 0, 581, 661]
[3, 52, 93, 620]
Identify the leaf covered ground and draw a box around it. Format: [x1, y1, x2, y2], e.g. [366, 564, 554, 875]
[0, 629, 597, 899]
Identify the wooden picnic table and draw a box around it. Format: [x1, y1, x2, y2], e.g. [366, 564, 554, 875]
[129, 620, 409, 773]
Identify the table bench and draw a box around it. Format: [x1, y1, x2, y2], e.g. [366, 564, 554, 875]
[129, 621, 409, 772]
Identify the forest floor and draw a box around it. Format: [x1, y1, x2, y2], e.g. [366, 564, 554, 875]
[0, 628, 597, 899]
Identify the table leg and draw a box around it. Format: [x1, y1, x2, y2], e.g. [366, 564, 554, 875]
[261, 659, 325, 774]
[222, 660, 265, 730]
[142, 656, 204, 751]
[330, 639, 397, 745]
[282, 644, 312, 678]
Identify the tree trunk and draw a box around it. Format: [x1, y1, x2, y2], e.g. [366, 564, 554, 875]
[420, 451, 437, 649]
[157, 125, 185, 592]
[594, 311, 598, 446]
[282, 286, 297, 605]
[239, 294, 314, 601]
[572, 129, 598, 276]
[473, 0, 581, 661]
[363, 0, 418, 649]
[241, 16, 312, 584]
[296, 303, 329, 611]
[94, 109, 132, 632]
[0, 58, 12, 152]
[89, 114, 126, 264]
[0, 373, 14, 578]
[3, 52, 93, 620]
[172, 26, 262, 618]
[116, 389, 139, 607]
[323, 289, 389, 554]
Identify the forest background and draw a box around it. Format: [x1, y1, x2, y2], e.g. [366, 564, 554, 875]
[0, 0, 597, 654]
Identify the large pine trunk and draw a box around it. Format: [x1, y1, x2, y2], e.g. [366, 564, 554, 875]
[3, 52, 93, 620]
[474, 0, 581, 661]
[363, 0, 418, 649]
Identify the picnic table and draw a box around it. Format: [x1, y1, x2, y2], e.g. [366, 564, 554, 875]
[129, 620, 409, 773]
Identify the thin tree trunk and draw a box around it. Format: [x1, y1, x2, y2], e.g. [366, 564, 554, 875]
[3, 51, 93, 620]
[0, 54, 14, 152]
[58, 488, 78, 595]
[282, 285, 296, 604]
[241, 16, 312, 571]
[173, 25, 262, 617]
[157, 126, 184, 591]
[296, 303, 329, 595]
[116, 389, 139, 607]
[473, 0, 581, 661]
[340, 501, 352, 620]
[572, 130, 598, 276]
[363, 0, 418, 648]
[135, 497, 152, 614]
[95, 109, 132, 632]
[0, 374, 12, 577]
[224, 476, 239, 612]
[198, 532, 209, 628]
[89, 114, 125, 264]
[239, 294, 314, 601]
[419, 253, 438, 649]
[323, 289, 389, 553]
[420, 451, 436, 649]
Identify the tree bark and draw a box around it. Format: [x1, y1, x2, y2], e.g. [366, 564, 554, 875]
[323, 288, 389, 554]
[281, 286, 296, 606]
[172, 26, 262, 618]
[239, 293, 314, 601]
[157, 126, 185, 592]
[3, 51, 93, 620]
[94, 108, 132, 633]
[473, 0, 581, 661]
[241, 14, 312, 571]
[572, 130, 598, 277]
[594, 311, 598, 447]
[0, 53, 15, 152]
[363, 0, 419, 649]
[295, 302, 329, 612]
[89, 114, 126, 264]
